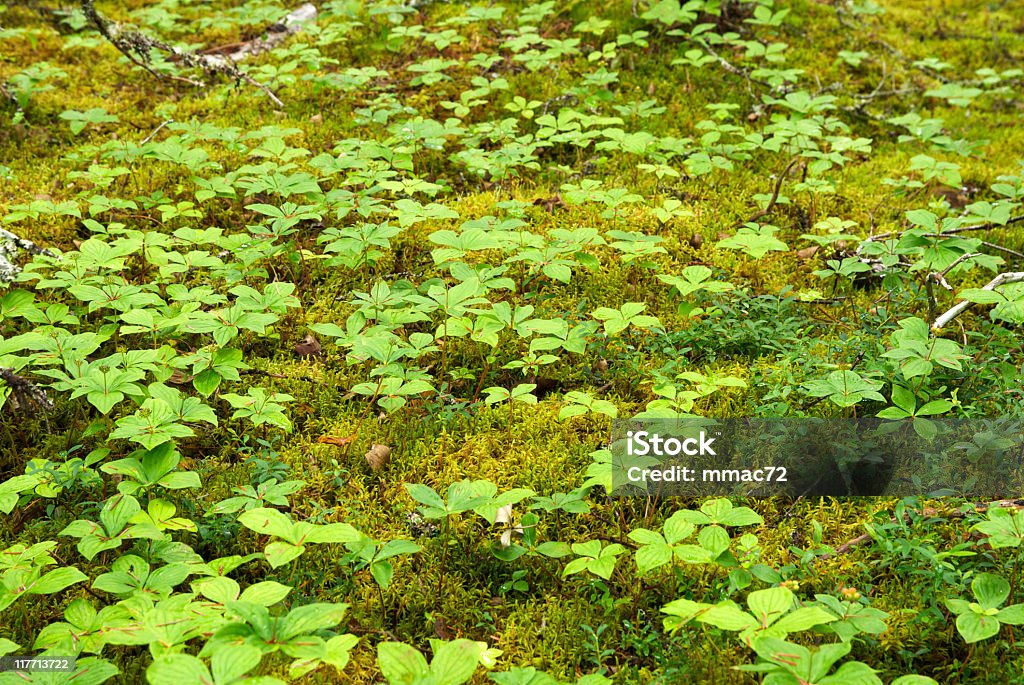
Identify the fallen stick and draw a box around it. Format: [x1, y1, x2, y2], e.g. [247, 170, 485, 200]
[736, 157, 803, 227]
[0, 367, 54, 417]
[197, 4, 317, 63]
[1, 227, 56, 283]
[77, 1, 317, 107]
[931, 270, 1024, 330]
[820, 498, 1024, 560]
[861, 214, 1024, 245]
[0, 227, 55, 258]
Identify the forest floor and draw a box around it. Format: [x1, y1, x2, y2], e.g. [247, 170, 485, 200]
[2, 0, 1024, 683]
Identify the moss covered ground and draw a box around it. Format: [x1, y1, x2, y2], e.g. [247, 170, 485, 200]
[1, 0, 1024, 683]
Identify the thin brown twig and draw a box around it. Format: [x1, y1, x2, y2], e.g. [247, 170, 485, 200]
[819, 499, 1024, 560]
[978, 240, 1024, 261]
[863, 214, 1024, 244]
[239, 368, 320, 384]
[736, 157, 803, 227]
[78, 0, 285, 106]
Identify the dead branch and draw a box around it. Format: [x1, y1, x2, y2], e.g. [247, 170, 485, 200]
[0, 367, 54, 416]
[737, 157, 803, 227]
[819, 499, 1024, 560]
[698, 40, 777, 93]
[862, 214, 1024, 245]
[76, 0, 316, 107]
[1, 227, 56, 283]
[932, 270, 1024, 330]
[978, 239, 1024, 261]
[926, 252, 980, 318]
[239, 368, 321, 385]
[140, 118, 174, 145]
[0, 228, 55, 258]
[197, 4, 317, 62]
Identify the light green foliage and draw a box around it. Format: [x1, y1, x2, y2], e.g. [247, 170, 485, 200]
[945, 573, 1024, 644]
[0, 0, 1023, 682]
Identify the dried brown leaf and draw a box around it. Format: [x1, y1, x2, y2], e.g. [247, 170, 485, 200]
[796, 246, 819, 260]
[294, 333, 322, 358]
[317, 434, 355, 447]
[364, 444, 391, 472]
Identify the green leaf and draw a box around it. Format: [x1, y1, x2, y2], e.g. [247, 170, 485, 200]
[64, 657, 121, 685]
[239, 581, 292, 606]
[30, 566, 88, 594]
[717, 223, 789, 259]
[238, 508, 296, 540]
[996, 604, 1024, 625]
[371, 560, 394, 588]
[634, 543, 673, 575]
[431, 639, 485, 685]
[281, 603, 349, 640]
[890, 384, 916, 414]
[972, 573, 1010, 610]
[955, 611, 1000, 643]
[587, 554, 618, 580]
[404, 483, 446, 512]
[323, 633, 360, 672]
[818, 660, 882, 685]
[306, 523, 360, 544]
[211, 643, 262, 684]
[535, 542, 570, 558]
[100, 494, 141, 536]
[194, 576, 240, 605]
[0, 638, 19, 656]
[804, 370, 884, 407]
[772, 606, 838, 633]
[377, 642, 430, 684]
[699, 603, 758, 631]
[747, 587, 794, 625]
[663, 514, 696, 544]
[717, 507, 763, 527]
[146, 654, 213, 685]
[264, 541, 305, 568]
[698, 525, 730, 558]
[562, 558, 590, 578]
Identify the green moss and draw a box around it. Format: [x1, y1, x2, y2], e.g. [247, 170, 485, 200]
[1, 0, 1024, 682]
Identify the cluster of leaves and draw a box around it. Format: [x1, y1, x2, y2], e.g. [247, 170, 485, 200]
[1, 0, 1023, 682]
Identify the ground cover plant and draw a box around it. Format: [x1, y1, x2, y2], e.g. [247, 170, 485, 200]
[1, 0, 1024, 682]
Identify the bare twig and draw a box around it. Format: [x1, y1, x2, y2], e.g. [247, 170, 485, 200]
[0, 228, 55, 258]
[1, 227, 56, 283]
[0, 367, 54, 416]
[198, 4, 317, 62]
[736, 157, 803, 227]
[862, 214, 1024, 245]
[699, 40, 778, 92]
[978, 240, 1024, 261]
[933, 252, 982, 284]
[239, 368, 321, 384]
[932, 271, 1024, 330]
[141, 118, 174, 145]
[819, 499, 1024, 560]
[76, 0, 316, 107]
